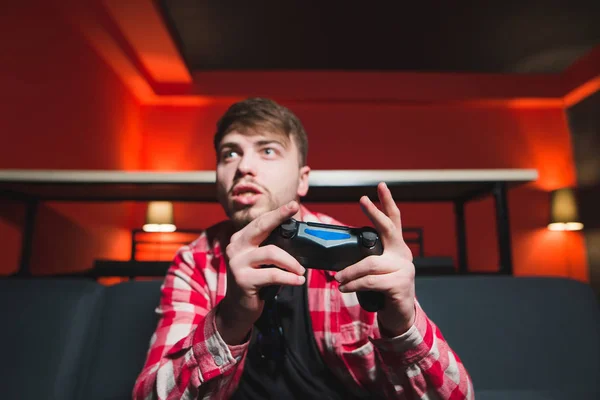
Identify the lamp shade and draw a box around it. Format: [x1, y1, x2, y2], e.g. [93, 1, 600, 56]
[143, 201, 176, 232]
[548, 188, 583, 231]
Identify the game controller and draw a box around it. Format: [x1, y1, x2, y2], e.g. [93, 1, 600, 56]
[260, 218, 385, 312]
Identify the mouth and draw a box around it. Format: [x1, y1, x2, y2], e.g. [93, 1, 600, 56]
[231, 183, 263, 205]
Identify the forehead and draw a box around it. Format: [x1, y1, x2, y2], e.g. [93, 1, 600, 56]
[218, 126, 292, 148]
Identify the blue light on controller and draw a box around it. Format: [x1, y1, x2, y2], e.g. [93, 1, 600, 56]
[305, 228, 351, 240]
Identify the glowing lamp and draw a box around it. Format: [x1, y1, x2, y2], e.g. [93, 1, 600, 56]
[143, 201, 176, 232]
[548, 188, 583, 231]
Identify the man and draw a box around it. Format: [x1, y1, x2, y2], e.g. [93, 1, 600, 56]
[133, 98, 474, 399]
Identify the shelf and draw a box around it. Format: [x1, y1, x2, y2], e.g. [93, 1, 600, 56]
[0, 169, 537, 202]
[1, 168, 538, 276]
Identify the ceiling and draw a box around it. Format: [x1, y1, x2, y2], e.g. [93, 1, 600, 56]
[158, 0, 599, 74]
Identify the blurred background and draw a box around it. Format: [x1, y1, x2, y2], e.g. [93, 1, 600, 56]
[0, 0, 598, 296]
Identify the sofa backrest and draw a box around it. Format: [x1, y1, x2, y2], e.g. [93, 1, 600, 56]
[416, 276, 600, 396]
[2, 276, 599, 399]
[80, 280, 163, 400]
[0, 279, 105, 400]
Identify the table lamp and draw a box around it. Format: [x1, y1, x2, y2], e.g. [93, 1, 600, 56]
[143, 201, 177, 232]
[548, 188, 584, 231]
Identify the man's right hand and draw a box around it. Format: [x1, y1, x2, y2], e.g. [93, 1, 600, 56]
[215, 200, 306, 345]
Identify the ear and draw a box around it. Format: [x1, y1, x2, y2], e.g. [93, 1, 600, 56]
[296, 165, 311, 197]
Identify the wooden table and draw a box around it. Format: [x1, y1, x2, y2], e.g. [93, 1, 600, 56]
[0, 169, 538, 276]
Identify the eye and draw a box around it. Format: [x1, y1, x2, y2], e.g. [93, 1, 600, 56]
[263, 147, 275, 156]
[221, 150, 238, 161]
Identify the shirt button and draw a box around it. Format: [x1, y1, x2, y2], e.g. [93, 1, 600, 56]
[214, 356, 223, 366]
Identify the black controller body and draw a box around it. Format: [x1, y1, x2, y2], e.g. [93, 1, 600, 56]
[260, 218, 385, 312]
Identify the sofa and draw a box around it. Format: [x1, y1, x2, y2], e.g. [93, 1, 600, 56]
[1, 275, 599, 400]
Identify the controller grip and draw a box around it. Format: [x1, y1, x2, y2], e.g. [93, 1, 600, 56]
[257, 264, 282, 301]
[357, 290, 385, 312]
[259, 284, 281, 301]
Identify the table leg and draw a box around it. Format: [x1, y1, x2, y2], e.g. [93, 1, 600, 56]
[493, 182, 513, 275]
[16, 198, 38, 277]
[454, 200, 468, 274]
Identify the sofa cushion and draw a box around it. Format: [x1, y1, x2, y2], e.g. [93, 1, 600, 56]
[81, 280, 163, 400]
[0, 278, 105, 400]
[415, 276, 600, 396]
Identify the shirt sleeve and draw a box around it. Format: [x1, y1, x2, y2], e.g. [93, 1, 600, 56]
[369, 299, 475, 399]
[132, 246, 249, 400]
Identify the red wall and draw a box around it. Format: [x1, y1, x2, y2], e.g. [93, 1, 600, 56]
[0, 3, 589, 281]
[137, 102, 587, 280]
[0, 2, 142, 274]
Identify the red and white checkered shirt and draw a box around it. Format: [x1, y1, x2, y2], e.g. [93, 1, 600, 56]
[133, 205, 474, 399]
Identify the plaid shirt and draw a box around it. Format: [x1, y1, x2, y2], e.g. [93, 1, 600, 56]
[133, 205, 474, 399]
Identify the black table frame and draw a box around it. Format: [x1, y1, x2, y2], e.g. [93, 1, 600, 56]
[2, 179, 517, 277]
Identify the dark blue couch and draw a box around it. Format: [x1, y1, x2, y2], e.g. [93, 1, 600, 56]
[1, 276, 599, 399]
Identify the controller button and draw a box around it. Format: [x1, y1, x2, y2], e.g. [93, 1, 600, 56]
[297, 256, 309, 266]
[280, 219, 298, 238]
[305, 229, 351, 240]
[361, 231, 378, 248]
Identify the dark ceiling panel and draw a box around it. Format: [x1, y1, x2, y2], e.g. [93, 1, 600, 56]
[159, 0, 600, 73]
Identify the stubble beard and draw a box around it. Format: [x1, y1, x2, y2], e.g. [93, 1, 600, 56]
[228, 192, 279, 231]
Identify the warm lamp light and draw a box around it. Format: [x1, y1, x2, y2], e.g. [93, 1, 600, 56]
[143, 201, 176, 232]
[548, 188, 583, 231]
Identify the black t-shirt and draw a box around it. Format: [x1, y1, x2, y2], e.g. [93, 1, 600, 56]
[231, 279, 373, 399]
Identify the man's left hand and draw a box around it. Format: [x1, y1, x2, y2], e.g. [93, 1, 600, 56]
[334, 182, 416, 337]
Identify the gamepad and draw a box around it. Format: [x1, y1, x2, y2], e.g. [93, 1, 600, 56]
[260, 218, 385, 312]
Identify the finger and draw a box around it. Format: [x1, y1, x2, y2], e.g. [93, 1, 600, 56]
[338, 273, 393, 293]
[245, 245, 305, 276]
[230, 229, 242, 243]
[359, 195, 399, 249]
[377, 182, 402, 231]
[335, 255, 396, 285]
[249, 267, 306, 288]
[225, 230, 244, 260]
[242, 200, 300, 246]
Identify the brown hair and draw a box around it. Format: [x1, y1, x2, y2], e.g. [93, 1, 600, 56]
[213, 98, 308, 166]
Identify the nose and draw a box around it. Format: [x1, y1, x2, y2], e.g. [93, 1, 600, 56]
[235, 152, 257, 178]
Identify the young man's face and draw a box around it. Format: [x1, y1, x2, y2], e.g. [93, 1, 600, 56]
[216, 127, 310, 229]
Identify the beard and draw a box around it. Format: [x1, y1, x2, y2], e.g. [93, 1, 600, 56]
[217, 176, 301, 231]
[225, 188, 280, 231]
[229, 201, 278, 230]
